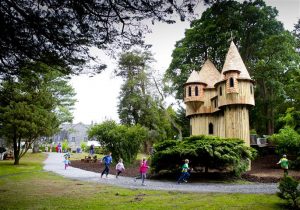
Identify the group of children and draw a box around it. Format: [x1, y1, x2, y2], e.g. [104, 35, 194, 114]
[100, 152, 150, 186]
[62, 151, 190, 185]
[62, 152, 290, 184]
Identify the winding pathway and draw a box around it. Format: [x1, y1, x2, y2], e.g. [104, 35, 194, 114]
[44, 153, 278, 194]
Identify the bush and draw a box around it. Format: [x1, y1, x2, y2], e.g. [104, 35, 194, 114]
[80, 141, 87, 152]
[62, 139, 69, 152]
[94, 147, 103, 154]
[151, 135, 256, 177]
[277, 176, 300, 209]
[269, 126, 300, 156]
[269, 126, 300, 169]
[88, 120, 148, 163]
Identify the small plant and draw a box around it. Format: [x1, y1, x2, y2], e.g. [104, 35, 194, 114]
[277, 176, 300, 209]
[80, 141, 87, 152]
[62, 139, 69, 152]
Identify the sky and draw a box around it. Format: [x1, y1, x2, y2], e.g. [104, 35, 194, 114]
[70, 0, 300, 125]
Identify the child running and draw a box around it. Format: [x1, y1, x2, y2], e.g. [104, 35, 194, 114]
[63, 156, 71, 170]
[177, 159, 190, 184]
[101, 152, 112, 178]
[134, 157, 149, 186]
[277, 154, 289, 176]
[115, 158, 125, 178]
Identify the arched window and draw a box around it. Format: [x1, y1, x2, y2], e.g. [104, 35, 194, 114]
[195, 86, 199, 96]
[209, 123, 213, 134]
[219, 86, 222, 96]
[229, 78, 234, 87]
[188, 86, 192, 96]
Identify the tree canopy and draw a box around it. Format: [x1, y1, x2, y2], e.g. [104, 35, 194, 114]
[88, 120, 148, 163]
[116, 50, 179, 143]
[0, 62, 76, 164]
[0, 0, 201, 76]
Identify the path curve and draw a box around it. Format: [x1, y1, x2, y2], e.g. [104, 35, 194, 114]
[44, 153, 278, 194]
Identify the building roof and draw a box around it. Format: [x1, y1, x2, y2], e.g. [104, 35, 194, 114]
[221, 41, 251, 79]
[198, 59, 220, 88]
[186, 70, 201, 83]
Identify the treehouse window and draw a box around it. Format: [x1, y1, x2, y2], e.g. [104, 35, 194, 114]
[188, 86, 192, 96]
[250, 85, 253, 94]
[219, 86, 222, 96]
[229, 78, 234, 87]
[214, 99, 217, 108]
[195, 86, 199, 96]
[209, 123, 214, 134]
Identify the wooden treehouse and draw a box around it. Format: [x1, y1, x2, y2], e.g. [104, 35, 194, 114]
[184, 41, 255, 146]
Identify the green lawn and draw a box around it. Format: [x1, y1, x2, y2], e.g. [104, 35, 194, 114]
[0, 153, 288, 210]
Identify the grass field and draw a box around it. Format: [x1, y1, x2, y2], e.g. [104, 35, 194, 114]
[0, 153, 288, 210]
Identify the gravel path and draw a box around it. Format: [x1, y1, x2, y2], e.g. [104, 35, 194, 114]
[44, 153, 278, 194]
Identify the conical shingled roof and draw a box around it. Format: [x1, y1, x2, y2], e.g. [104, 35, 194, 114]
[198, 59, 220, 88]
[221, 41, 251, 79]
[186, 70, 201, 83]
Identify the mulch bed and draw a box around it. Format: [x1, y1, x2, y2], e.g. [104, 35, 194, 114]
[70, 154, 300, 183]
[71, 159, 141, 178]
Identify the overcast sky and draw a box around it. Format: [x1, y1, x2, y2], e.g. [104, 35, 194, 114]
[70, 0, 300, 125]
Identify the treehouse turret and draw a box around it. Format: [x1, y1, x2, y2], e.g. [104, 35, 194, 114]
[216, 41, 255, 108]
[184, 60, 220, 116]
[184, 70, 205, 113]
[184, 41, 255, 146]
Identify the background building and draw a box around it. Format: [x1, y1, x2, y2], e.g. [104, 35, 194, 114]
[51, 123, 91, 149]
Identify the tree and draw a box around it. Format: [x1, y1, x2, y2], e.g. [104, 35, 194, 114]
[164, 0, 300, 135]
[0, 0, 200, 76]
[251, 32, 300, 134]
[293, 19, 300, 52]
[0, 62, 76, 164]
[116, 50, 178, 143]
[88, 120, 148, 163]
[277, 176, 300, 209]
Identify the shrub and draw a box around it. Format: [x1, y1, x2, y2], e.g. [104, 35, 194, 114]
[269, 126, 300, 169]
[151, 135, 256, 177]
[80, 141, 87, 152]
[88, 120, 148, 163]
[269, 126, 300, 156]
[62, 139, 69, 152]
[94, 147, 103, 155]
[277, 176, 300, 209]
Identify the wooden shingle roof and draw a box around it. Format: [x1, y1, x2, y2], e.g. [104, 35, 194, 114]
[186, 70, 201, 83]
[221, 41, 251, 79]
[198, 59, 220, 88]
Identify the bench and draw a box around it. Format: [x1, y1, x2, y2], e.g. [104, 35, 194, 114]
[5, 151, 14, 160]
[81, 156, 97, 163]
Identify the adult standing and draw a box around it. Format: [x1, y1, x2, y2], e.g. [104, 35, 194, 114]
[89, 144, 94, 156]
[101, 152, 112, 178]
[57, 143, 62, 153]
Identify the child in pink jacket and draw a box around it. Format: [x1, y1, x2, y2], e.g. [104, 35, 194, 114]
[134, 157, 149, 186]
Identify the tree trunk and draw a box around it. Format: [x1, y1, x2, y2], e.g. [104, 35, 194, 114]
[14, 155, 19, 165]
[13, 134, 20, 165]
[152, 77, 183, 140]
[32, 141, 39, 153]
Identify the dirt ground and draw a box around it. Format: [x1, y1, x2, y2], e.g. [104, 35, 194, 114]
[70, 154, 300, 183]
